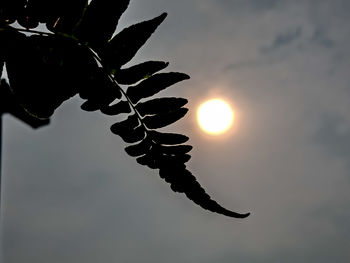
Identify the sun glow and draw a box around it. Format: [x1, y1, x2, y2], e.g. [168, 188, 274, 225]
[197, 99, 234, 135]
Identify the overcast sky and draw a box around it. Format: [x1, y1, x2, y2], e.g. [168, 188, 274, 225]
[1, 0, 350, 262]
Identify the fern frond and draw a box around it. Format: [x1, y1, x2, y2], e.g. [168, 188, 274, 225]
[0, 0, 250, 219]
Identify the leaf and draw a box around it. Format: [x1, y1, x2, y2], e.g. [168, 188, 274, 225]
[17, 10, 39, 29]
[110, 114, 139, 134]
[46, 0, 88, 33]
[80, 88, 121, 111]
[136, 152, 159, 169]
[136, 97, 188, 116]
[7, 0, 86, 31]
[118, 125, 145, 144]
[80, 100, 99, 112]
[0, 0, 26, 24]
[74, 0, 130, 50]
[5, 33, 97, 118]
[101, 13, 167, 70]
[18, 0, 60, 28]
[161, 153, 192, 164]
[79, 68, 122, 101]
[143, 107, 188, 129]
[110, 114, 146, 143]
[0, 21, 25, 53]
[19, 0, 46, 23]
[0, 79, 50, 128]
[126, 72, 190, 104]
[149, 131, 189, 145]
[114, 61, 169, 85]
[159, 166, 250, 218]
[0, 59, 3, 79]
[158, 145, 193, 155]
[100, 101, 131, 116]
[79, 70, 121, 112]
[125, 138, 152, 157]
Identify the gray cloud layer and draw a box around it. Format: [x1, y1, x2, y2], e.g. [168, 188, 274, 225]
[2, 0, 350, 262]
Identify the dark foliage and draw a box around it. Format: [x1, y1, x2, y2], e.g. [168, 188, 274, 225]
[0, 0, 249, 218]
[0, 79, 49, 128]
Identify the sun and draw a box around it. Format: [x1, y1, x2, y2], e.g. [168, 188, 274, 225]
[197, 99, 234, 135]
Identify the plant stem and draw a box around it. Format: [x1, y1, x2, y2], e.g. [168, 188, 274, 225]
[86, 47, 149, 132]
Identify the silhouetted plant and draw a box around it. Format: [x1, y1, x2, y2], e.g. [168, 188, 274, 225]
[0, 0, 249, 218]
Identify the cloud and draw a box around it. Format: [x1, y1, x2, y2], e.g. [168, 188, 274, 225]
[310, 27, 335, 48]
[313, 113, 350, 161]
[261, 27, 302, 53]
[216, 0, 280, 12]
[225, 24, 335, 71]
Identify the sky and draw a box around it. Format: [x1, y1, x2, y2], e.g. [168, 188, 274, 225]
[1, 0, 350, 262]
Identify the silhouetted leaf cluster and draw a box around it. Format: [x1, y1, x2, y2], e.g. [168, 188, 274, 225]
[0, 0, 249, 218]
[0, 79, 49, 128]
